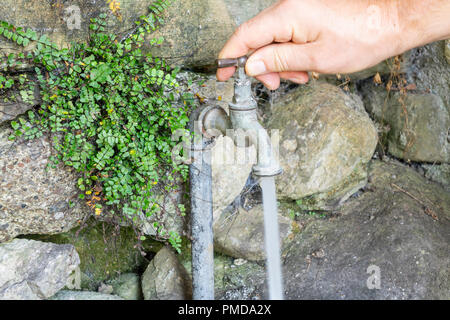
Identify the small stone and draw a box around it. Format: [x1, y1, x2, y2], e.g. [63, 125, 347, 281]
[107, 273, 142, 300]
[141, 247, 192, 300]
[361, 83, 449, 163]
[233, 258, 247, 266]
[97, 283, 114, 295]
[49, 290, 124, 300]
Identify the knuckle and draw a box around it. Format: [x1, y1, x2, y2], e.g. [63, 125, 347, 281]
[235, 21, 251, 39]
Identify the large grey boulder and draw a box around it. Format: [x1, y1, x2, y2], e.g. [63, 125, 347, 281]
[281, 160, 450, 299]
[211, 160, 450, 300]
[0, 239, 80, 300]
[268, 82, 378, 209]
[0, 0, 151, 57]
[141, 246, 192, 300]
[0, 124, 87, 242]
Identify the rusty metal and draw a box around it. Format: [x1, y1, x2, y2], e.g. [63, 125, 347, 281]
[216, 55, 248, 68]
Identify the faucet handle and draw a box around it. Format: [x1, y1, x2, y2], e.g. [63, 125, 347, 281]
[216, 56, 248, 68]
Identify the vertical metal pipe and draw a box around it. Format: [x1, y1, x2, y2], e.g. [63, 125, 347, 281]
[190, 137, 214, 300]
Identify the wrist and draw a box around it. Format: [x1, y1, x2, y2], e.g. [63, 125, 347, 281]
[395, 0, 450, 52]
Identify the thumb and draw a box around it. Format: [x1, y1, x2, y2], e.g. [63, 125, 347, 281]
[245, 42, 319, 76]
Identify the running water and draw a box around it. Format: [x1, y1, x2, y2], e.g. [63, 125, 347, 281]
[259, 176, 284, 300]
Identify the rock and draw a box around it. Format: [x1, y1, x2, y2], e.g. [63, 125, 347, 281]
[0, 82, 40, 125]
[268, 82, 378, 209]
[211, 160, 450, 300]
[142, 246, 192, 300]
[445, 40, 450, 64]
[386, 93, 448, 163]
[0, 0, 150, 57]
[176, 247, 266, 300]
[49, 290, 123, 300]
[27, 221, 147, 291]
[0, 98, 35, 125]
[281, 160, 450, 299]
[0, 0, 236, 70]
[0, 123, 87, 242]
[212, 136, 256, 219]
[97, 283, 114, 295]
[0, 118, 186, 243]
[149, 0, 236, 69]
[213, 204, 293, 261]
[176, 71, 235, 112]
[107, 273, 142, 300]
[359, 41, 450, 163]
[407, 41, 450, 110]
[224, 0, 277, 26]
[137, 179, 187, 238]
[422, 163, 450, 189]
[0, 239, 80, 300]
[360, 83, 449, 163]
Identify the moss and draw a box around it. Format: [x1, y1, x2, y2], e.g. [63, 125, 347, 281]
[24, 220, 158, 290]
[173, 238, 265, 296]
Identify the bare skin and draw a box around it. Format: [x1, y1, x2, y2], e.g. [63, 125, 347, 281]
[216, 0, 450, 90]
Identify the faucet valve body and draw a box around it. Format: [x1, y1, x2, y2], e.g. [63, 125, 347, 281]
[209, 56, 283, 177]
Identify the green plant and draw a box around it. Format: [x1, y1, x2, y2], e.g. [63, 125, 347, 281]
[290, 199, 327, 219]
[0, 0, 192, 252]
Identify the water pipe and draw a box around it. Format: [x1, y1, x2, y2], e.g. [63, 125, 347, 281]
[190, 56, 283, 300]
[189, 108, 215, 300]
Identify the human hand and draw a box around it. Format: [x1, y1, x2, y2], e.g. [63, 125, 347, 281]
[217, 0, 450, 90]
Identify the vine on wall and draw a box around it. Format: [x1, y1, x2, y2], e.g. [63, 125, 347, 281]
[0, 0, 192, 252]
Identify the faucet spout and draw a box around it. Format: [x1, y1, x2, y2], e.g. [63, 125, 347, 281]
[229, 108, 282, 177]
[199, 56, 283, 177]
[226, 58, 282, 177]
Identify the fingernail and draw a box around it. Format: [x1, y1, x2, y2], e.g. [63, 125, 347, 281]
[246, 60, 267, 76]
[288, 77, 308, 84]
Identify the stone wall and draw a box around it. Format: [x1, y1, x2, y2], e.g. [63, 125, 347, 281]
[0, 0, 448, 300]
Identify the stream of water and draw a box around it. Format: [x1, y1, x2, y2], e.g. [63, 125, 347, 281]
[259, 176, 284, 300]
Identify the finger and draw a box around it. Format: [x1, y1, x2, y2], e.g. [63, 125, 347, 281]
[255, 73, 280, 90]
[246, 42, 320, 76]
[219, 2, 292, 58]
[216, 66, 236, 81]
[217, 2, 294, 81]
[279, 71, 309, 84]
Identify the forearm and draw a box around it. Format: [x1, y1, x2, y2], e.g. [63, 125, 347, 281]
[396, 0, 450, 52]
